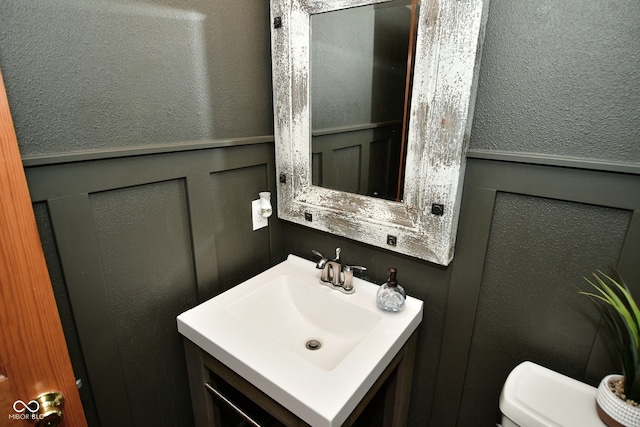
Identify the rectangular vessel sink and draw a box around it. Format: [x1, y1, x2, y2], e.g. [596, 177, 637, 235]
[177, 254, 423, 427]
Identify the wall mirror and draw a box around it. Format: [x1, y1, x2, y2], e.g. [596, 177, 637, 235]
[270, 0, 489, 265]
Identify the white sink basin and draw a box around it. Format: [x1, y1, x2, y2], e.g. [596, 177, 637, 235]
[225, 274, 381, 370]
[177, 254, 423, 427]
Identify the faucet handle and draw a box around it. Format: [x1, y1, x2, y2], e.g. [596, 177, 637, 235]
[312, 249, 328, 269]
[342, 265, 366, 293]
[333, 247, 341, 262]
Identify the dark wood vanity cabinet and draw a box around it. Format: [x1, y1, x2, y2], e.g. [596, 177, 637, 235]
[183, 332, 417, 427]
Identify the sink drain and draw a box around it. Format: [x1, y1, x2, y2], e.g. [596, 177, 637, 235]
[305, 339, 322, 351]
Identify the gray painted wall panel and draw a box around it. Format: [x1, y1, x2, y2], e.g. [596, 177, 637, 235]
[430, 159, 640, 426]
[32, 202, 101, 427]
[457, 193, 631, 426]
[210, 165, 273, 292]
[90, 180, 196, 427]
[24, 143, 277, 427]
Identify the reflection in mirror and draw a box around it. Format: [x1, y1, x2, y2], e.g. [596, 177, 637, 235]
[310, 0, 419, 201]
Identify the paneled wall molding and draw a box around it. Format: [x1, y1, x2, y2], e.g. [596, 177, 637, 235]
[25, 142, 274, 202]
[431, 157, 640, 426]
[311, 120, 402, 137]
[467, 149, 640, 176]
[25, 142, 276, 426]
[47, 194, 133, 427]
[21, 135, 275, 167]
[186, 174, 221, 303]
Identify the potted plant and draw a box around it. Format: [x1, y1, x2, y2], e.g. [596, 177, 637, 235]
[581, 269, 640, 427]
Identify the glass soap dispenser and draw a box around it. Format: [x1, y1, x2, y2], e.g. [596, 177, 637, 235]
[376, 267, 406, 312]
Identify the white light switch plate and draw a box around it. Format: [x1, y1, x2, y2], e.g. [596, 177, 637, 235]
[252, 199, 268, 230]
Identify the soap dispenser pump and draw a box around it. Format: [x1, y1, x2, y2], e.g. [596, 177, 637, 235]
[376, 267, 406, 312]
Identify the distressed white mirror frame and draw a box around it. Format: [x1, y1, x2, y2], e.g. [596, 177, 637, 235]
[270, 0, 489, 265]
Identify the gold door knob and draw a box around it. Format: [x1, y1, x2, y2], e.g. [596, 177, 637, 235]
[31, 391, 64, 427]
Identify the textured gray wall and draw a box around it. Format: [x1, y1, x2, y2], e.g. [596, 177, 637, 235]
[0, 0, 272, 155]
[469, 0, 640, 162]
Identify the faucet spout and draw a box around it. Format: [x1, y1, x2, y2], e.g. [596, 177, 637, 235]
[321, 261, 343, 286]
[312, 248, 365, 294]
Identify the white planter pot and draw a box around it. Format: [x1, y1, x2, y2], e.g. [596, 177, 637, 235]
[596, 374, 640, 427]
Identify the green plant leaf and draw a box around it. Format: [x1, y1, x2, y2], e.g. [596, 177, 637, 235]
[581, 269, 640, 399]
[586, 274, 639, 346]
[601, 270, 640, 334]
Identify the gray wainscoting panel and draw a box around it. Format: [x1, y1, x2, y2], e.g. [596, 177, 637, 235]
[32, 202, 101, 426]
[186, 173, 221, 303]
[90, 180, 197, 427]
[329, 144, 362, 194]
[457, 193, 630, 426]
[432, 156, 640, 427]
[25, 141, 277, 427]
[429, 185, 497, 426]
[48, 194, 132, 427]
[210, 165, 273, 292]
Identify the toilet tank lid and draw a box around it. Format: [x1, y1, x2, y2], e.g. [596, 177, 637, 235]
[499, 361, 603, 427]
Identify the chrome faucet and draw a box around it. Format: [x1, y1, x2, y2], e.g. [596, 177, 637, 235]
[312, 248, 366, 294]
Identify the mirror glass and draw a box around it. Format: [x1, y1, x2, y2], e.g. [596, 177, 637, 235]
[310, 1, 419, 201]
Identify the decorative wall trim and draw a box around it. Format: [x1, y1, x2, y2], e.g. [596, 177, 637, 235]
[25, 143, 274, 202]
[21, 135, 275, 167]
[467, 149, 640, 176]
[311, 120, 402, 137]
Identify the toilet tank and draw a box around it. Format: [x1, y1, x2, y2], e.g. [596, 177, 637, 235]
[499, 361, 604, 427]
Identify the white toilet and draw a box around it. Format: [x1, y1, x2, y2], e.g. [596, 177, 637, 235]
[499, 361, 605, 426]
